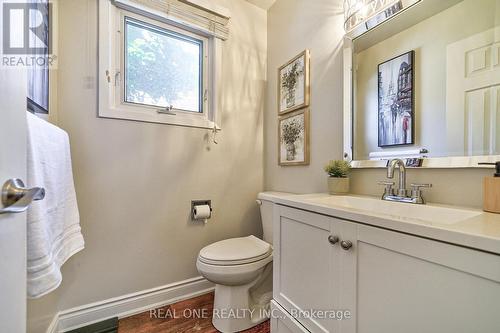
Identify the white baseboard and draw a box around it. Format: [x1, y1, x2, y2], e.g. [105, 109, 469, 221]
[47, 276, 214, 333]
[46, 313, 60, 333]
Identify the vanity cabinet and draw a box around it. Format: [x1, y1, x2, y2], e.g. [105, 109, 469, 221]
[273, 205, 500, 333]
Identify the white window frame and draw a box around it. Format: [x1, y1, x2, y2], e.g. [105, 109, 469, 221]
[98, 0, 223, 129]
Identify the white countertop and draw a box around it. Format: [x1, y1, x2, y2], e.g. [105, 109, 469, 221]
[259, 192, 500, 255]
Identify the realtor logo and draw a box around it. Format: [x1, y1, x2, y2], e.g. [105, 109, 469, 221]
[3, 2, 52, 55]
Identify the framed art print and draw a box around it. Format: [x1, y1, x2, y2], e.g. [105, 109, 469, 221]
[278, 50, 310, 114]
[378, 50, 415, 147]
[278, 109, 310, 166]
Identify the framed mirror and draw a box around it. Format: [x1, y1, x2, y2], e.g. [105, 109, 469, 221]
[343, 0, 500, 168]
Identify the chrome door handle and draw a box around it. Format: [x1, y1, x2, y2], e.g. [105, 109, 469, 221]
[340, 240, 353, 251]
[328, 235, 339, 245]
[0, 179, 45, 215]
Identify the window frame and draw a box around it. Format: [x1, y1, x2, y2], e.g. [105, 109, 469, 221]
[99, 1, 221, 129]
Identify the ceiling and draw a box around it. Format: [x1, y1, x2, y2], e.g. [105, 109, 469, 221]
[244, 0, 277, 10]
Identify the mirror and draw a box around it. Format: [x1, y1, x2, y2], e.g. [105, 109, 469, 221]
[347, 0, 500, 167]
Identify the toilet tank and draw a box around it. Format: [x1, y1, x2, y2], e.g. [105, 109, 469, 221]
[258, 192, 293, 245]
[258, 199, 274, 245]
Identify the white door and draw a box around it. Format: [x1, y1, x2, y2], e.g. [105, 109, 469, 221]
[0, 2, 28, 330]
[446, 27, 500, 156]
[353, 225, 500, 333]
[336, 221, 357, 333]
[273, 205, 341, 333]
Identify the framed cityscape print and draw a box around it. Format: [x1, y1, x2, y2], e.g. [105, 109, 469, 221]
[278, 109, 310, 166]
[378, 50, 415, 147]
[278, 50, 310, 114]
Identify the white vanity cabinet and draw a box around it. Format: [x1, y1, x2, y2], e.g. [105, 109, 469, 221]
[273, 205, 500, 333]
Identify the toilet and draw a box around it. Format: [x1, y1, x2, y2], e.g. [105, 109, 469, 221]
[196, 195, 274, 333]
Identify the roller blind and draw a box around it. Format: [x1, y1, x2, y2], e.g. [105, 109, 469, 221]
[112, 0, 230, 40]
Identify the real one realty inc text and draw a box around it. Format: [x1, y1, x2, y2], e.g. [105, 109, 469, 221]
[150, 307, 352, 321]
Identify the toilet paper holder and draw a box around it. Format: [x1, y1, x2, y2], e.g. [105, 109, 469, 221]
[191, 200, 212, 220]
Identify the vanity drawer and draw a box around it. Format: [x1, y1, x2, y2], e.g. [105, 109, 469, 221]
[271, 300, 310, 333]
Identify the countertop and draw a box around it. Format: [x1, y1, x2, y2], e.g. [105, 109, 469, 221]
[259, 192, 500, 255]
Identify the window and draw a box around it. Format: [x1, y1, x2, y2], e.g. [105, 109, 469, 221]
[27, 67, 49, 114]
[98, 0, 228, 129]
[27, 0, 50, 114]
[124, 17, 203, 113]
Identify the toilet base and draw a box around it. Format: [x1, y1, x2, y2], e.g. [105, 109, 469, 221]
[212, 263, 272, 333]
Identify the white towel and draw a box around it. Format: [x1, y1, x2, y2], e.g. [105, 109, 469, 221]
[26, 112, 84, 298]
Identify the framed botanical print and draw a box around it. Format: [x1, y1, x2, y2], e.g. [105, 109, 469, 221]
[278, 50, 310, 114]
[378, 50, 415, 147]
[278, 109, 310, 166]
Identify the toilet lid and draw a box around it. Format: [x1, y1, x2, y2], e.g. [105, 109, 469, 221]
[199, 236, 272, 266]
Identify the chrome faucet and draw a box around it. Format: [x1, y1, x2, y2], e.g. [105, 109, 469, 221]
[387, 159, 407, 197]
[378, 158, 432, 204]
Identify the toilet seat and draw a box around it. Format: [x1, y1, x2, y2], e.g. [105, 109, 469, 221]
[198, 235, 272, 266]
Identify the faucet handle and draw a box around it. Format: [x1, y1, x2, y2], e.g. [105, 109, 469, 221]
[410, 183, 432, 203]
[410, 183, 432, 190]
[378, 181, 395, 196]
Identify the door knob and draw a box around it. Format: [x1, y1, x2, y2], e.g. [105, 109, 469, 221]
[0, 179, 45, 215]
[328, 235, 339, 245]
[340, 240, 353, 250]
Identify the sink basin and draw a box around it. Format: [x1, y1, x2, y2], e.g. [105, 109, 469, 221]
[303, 195, 482, 225]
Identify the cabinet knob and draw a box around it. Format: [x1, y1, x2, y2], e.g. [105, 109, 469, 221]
[340, 240, 353, 250]
[328, 235, 339, 245]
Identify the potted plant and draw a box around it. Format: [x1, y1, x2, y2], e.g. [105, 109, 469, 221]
[324, 160, 351, 195]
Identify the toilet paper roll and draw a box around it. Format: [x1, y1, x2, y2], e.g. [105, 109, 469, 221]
[193, 205, 211, 220]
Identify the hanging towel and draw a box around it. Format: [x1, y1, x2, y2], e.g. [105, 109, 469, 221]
[26, 112, 85, 298]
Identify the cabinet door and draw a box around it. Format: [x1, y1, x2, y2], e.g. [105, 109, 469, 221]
[344, 224, 500, 333]
[273, 206, 341, 333]
[336, 220, 358, 333]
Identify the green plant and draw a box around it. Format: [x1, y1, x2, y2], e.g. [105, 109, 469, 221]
[324, 160, 351, 178]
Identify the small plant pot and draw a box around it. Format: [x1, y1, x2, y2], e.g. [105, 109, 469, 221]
[328, 177, 350, 195]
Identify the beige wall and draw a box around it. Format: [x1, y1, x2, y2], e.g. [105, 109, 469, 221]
[27, 0, 267, 332]
[354, 0, 497, 159]
[265, 0, 492, 209]
[26, 1, 497, 331]
[265, 0, 345, 193]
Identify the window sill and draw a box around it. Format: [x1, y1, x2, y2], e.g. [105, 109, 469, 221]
[99, 107, 218, 130]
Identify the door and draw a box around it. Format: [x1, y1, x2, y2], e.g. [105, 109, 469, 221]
[0, 2, 28, 331]
[336, 221, 357, 333]
[273, 205, 341, 333]
[446, 27, 500, 156]
[351, 225, 500, 333]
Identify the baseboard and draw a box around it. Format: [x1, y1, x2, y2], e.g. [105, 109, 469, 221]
[48, 276, 214, 333]
[46, 312, 60, 333]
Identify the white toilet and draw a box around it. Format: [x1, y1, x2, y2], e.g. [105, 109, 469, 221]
[196, 195, 274, 333]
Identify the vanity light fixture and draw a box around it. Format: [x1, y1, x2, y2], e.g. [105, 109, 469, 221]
[343, 0, 421, 38]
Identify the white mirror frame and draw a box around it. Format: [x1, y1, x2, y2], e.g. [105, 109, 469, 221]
[342, 9, 500, 169]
